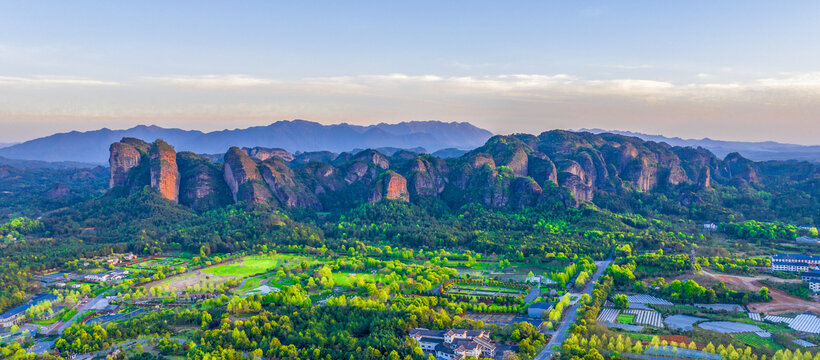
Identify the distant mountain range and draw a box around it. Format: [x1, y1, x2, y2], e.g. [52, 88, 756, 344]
[580, 129, 820, 163]
[0, 120, 493, 164]
[0, 156, 99, 169]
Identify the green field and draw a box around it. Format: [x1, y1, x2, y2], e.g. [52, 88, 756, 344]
[625, 333, 653, 341]
[331, 272, 387, 287]
[238, 276, 265, 292]
[617, 314, 636, 324]
[733, 333, 782, 351]
[202, 259, 278, 277]
[202, 254, 311, 278]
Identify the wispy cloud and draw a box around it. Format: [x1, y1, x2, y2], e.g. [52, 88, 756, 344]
[0, 75, 121, 86]
[143, 74, 277, 88]
[2, 71, 820, 144]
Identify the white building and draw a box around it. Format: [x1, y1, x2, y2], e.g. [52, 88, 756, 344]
[409, 328, 496, 360]
[771, 254, 820, 273]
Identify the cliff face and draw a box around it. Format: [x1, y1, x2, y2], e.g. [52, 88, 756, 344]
[177, 152, 232, 211]
[223, 147, 272, 204]
[406, 156, 449, 198]
[370, 170, 410, 203]
[149, 140, 180, 202]
[109, 139, 149, 188]
[108, 130, 813, 211]
[246, 147, 294, 162]
[260, 157, 321, 209]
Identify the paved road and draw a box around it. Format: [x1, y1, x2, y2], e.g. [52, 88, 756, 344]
[533, 255, 612, 360]
[54, 293, 107, 335]
[29, 338, 56, 354]
[524, 285, 541, 303]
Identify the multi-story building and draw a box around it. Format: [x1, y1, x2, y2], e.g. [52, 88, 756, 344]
[771, 254, 820, 273]
[800, 270, 820, 293]
[410, 328, 496, 360]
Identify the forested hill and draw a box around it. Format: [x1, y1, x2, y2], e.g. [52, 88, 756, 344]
[108, 130, 820, 224]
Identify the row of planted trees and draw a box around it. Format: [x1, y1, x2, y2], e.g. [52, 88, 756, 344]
[562, 332, 818, 360]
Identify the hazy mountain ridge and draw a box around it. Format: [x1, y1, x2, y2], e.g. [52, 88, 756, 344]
[581, 128, 820, 163]
[0, 155, 99, 169]
[0, 120, 493, 164]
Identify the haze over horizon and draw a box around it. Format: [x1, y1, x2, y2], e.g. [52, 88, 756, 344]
[2, 1, 820, 145]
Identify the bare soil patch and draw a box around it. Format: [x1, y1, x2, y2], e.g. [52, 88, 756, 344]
[701, 270, 820, 315]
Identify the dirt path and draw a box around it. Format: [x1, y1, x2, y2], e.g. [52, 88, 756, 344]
[700, 270, 820, 315]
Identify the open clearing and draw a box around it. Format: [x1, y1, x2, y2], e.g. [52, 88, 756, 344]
[151, 270, 233, 291]
[202, 254, 312, 277]
[701, 270, 820, 315]
[330, 272, 387, 287]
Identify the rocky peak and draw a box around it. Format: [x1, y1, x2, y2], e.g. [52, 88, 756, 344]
[407, 156, 450, 198]
[223, 147, 271, 204]
[149, 140, 180, 202]
[370, 170, 410, 203]
[724, 152, 760, 184]
[260, 157, 321, 209]
[177, 152, 231, 211]
[246, 147, 294, 162]
[109, 138, 149, 188]
[352, 149, 390, 169]
[698, 166, 712, 188]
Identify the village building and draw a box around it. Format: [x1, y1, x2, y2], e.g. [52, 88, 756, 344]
[801, 270, 820, 293]
[528, 302, 553, 318]
[796, 236, 820, 244]
[409, 328, 496, 360]
[771, 254, 820, 273]
[0, 294, 58, 328]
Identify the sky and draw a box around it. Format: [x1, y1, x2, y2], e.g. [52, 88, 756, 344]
[1, 1, 820, 144]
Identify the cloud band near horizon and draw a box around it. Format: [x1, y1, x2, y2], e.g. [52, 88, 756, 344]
[0, 72, 819, 145]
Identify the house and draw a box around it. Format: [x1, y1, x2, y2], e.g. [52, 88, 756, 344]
[528, 302, 553, 319]
[703, 223, 718, 231]
[123, 253, 138, 261]
[771, 254, 820, 273]
[796, 236, 820, 244]
[410, 328, 496, 360]
[525, 274, 555, 286]
[801, 271, 820, 293]
[106, 258, 119, 266]
[84, 273, 110, 282]
[0, 294, 58, 327]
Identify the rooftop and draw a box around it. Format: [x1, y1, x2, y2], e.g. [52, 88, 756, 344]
[529, 302, 552, 310]
[773, 254, 820, 261]
[0, 293, 58, 319]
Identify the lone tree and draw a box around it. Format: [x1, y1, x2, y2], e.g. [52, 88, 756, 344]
[758, 286, 769, 300]
[614, 294, 629, 309]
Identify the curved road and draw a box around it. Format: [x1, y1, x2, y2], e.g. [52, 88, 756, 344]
[534, 254, 612, 360]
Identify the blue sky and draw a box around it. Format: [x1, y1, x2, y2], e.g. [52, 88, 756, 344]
[1, 1, 820, 144]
